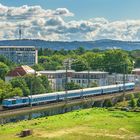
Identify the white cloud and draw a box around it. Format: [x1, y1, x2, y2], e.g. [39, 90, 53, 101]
[0, 3, 140, 41]
[46, 17, 65, 26]
[53, 8, 74, 17]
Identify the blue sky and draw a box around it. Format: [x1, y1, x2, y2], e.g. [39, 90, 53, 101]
[0, 0, 140, 21]
[0, 0, 140, 41]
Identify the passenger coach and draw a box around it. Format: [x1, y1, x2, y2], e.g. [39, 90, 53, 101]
[2, 82, 135, 108]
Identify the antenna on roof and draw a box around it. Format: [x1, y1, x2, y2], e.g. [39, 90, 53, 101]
[18, 25, 22, 40]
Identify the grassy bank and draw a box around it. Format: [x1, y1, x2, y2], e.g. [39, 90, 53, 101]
[0, 108, 140, 140]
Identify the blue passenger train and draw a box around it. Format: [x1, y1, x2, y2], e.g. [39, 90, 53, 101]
[2, 82, 135, 108]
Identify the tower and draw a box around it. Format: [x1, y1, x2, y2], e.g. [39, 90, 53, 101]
[18, 25, 22, 39]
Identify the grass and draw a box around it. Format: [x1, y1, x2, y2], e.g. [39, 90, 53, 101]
[0, 108, 140, 140]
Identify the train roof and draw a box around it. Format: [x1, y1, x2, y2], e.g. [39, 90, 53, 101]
[28, 92, 58, 98]
[29, 89, 84, 98]
[83, 82, 135, 91]
[3, 96, 28, 101]
[27, 82, 136, 98]
[4, 82, 135, 100]
[118, 82, 135, 86]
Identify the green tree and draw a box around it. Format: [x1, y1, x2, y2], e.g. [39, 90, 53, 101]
[8, 87, 22, 97]
[103, 49, 133, 73]
[38, 56, 49, 63]
[38, 48, 43, 56]
[66, 82, 81, 90]
[0, 55, 14, 68]
[0, 79, 23, 102]
[129, 94, 136, 108]
[43, 48, 54, 56]
[137, 96, 140, 107]
[135, 57, 140, 67]
[90, 81, 98, 87]
[10, 77, 30, 96]
[43, 61, 62, 70]
[75, 46, 85, 55]
[39, 55, 64, 70]
[50, 54, 65, 65]
[32, 64, 44, 71]
[71, 58, 88, 71]
[59, 48, 68, 55]
[32, 76, 46, 94]
[24, 75, 46, 95]
[40, 75, 52, 92]
[82, 52, 104, 71]
[92, 48, 102, 53]
[0, 62, 9, 80]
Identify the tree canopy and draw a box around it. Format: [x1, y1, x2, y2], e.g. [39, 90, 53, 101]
[10, 77, 30, 96]
[66, 82, 81, 90]
[37, 48, 134, 74]
[0, 62, 9, 80]
[0, 79, 22, 102]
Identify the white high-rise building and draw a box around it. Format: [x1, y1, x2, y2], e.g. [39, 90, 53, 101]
[0, 46, 38, 65]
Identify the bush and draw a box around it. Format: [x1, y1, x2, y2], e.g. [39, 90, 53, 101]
[103, 99, 113, 107]
[135, 93, 140, 98]
[117, 95, 124, 102]
[137, 97, 140, 107]
[129, 94, 136, 108]
[92, 101, 102, 107]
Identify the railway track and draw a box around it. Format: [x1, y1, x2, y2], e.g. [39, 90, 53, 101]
[0, 88, 140, 117]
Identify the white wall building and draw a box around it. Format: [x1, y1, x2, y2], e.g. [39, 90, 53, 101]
[71, 71, 108, 88]
[108, 73, 138, 85]
[39, 70, 74, 91]
[39, 70, 108, 90]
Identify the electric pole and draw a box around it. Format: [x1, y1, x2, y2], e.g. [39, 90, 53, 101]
[65, 61, 68, 103]
[123, 63, 126, 101]
[87, 64, 90, 88]
[30, 78, 32, 109]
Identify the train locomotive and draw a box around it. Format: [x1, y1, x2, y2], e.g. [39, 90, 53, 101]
[2, 82, 135, 108]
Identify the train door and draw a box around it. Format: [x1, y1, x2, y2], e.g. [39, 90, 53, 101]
[57, 94, 59, 101]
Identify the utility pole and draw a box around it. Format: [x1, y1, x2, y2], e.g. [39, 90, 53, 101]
[123, 63, 126, 101]
[87, 65, 90, 88]
[30, 71, 36, 109]
[30, 78, 32, 109]
[81, 80, 84, 99]
[65, 61, 68, 103]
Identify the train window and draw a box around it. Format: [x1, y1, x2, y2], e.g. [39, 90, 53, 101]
[12, 100, 16, 104]
[22, 99, 26, 103]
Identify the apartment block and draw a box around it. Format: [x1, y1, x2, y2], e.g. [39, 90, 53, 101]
[0, 46, 38, 65]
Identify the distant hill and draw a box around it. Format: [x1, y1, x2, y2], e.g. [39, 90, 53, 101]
[0, 39, 140, 50]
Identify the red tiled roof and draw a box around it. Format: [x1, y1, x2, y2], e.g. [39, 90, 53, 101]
[7, 65, 35, 77]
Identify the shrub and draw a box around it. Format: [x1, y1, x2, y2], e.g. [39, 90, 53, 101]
[129, 94, 136, 108]
[137, 97, 140, 107]
[103, 99, 113, 107]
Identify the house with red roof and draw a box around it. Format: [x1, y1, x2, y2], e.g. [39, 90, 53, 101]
[5, 65, 35, 82]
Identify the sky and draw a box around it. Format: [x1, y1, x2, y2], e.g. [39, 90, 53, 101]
[0, 0, 140, 41]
